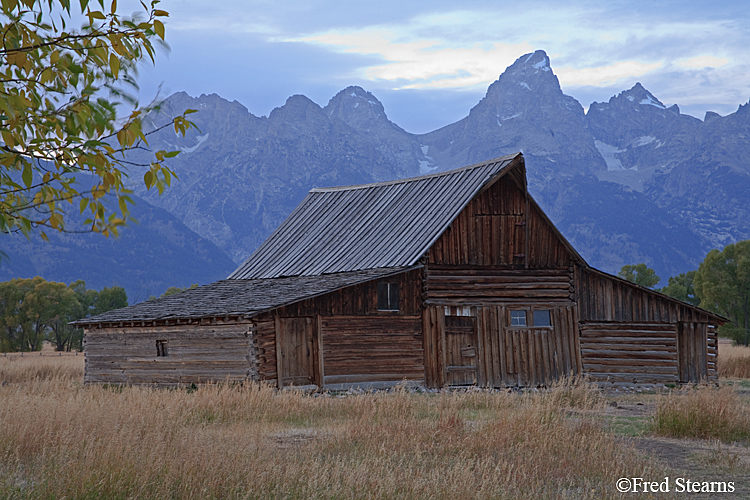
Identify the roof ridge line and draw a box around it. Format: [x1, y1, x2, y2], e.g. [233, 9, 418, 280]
[310, 153, 521, 192]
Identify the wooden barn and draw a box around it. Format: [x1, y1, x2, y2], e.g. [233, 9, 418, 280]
[75, 153, 723, 388]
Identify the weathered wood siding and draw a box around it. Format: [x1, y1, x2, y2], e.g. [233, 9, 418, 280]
[678, 322, 717, 383]
[576, 266, 720, 384]
[276, 317, 316, 386]
[84, 323, 255, 385]
[428, 169, 572, 268]
[250, 269, 425, 387]
[425, 267, 575, 304]
[270, 268, 422, 318]
[579, 322, 679, 384]
[423, 304, 581, 388]
[707, 325, 718, 381]
[253, 320, 277, 383]
[576, 266, 716, 324]
[321, 316, 424, 385]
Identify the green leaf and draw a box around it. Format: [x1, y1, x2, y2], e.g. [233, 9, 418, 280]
[22, 163, 32, 188]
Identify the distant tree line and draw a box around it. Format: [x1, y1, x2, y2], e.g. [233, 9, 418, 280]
[620, 240, 750, 345]
[0, 278, 127, 352]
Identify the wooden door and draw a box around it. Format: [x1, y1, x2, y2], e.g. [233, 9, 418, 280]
[498, 305, 580, 387]
[444, 315, 478, 385]
[277, 317, 315, 386]
[678, 322, 708, 383]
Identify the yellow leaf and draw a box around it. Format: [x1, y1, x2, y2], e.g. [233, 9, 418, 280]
[109, 53, 120, 78]
[153, 9, 169, 16]
[153, 19, 165, 40]
[40, 231, 49, 242]
[143, 170, 153, 189]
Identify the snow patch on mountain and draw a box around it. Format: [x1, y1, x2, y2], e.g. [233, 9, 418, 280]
[632, 135, 658, 147]
[595, 140, 626, 171]
[181, 133, 210, 153]
[533, 59, 550, 71]
[640, 96, 666, 109]
[419, 144, 437, 173]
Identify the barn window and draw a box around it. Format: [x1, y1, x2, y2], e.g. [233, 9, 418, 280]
[510, 310, 527, 326]
[156, 340, 169, 357]
[533, 310, 552, 327]
[377, 282, 399, 311]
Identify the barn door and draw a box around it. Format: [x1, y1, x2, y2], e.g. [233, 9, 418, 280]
[444, 315, 478, 385]
[277, 317, 316, 386]
[678, 322, 708, 383]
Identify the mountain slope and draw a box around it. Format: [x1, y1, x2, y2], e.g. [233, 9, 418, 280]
[130, 91, 422, 263]
[0, 194, 236, 301]
[9, 49, 748, 291]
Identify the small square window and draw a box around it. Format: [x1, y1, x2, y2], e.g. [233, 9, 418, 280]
[533, 310, 551, 327]
[510, 310, 527, 327]
[377, 282, 399, 311]
[156, 340, 169, 357]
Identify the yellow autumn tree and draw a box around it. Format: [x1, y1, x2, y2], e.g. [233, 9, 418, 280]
[0, 0, 195, 239]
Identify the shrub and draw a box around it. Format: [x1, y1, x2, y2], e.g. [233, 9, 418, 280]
[651, 387, 750, 443]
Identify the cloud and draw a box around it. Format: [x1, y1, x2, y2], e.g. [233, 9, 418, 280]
[288, 5, 748, 95]
[300, 29, 532, 89]
[557, 61, 664, 87]
[676, 55, 730, 69]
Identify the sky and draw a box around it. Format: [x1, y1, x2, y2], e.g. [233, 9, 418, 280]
[131, 0, 750, 134]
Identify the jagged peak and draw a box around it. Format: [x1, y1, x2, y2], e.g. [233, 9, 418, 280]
[519, 50, 551, 72]
[485, 49, 560, 96]
[614, 83, 668, 110]
[325, 86, 386, 115]
[283, 94, 320, 108]
[704, 110, 722, 123]
[324, 85, 389, 128]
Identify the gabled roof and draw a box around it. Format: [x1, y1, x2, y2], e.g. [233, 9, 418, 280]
[229, 154, 522, 279]
[73, 267, 415, 326]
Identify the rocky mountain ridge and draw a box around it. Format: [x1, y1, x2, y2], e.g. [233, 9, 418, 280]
[4, 49, 749, 293]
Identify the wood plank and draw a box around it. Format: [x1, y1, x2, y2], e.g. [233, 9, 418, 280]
[275, 315, 283, 388]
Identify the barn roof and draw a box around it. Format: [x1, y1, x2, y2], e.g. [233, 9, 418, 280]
[73, 267, 414, 326]
[229, 153, 522, 279]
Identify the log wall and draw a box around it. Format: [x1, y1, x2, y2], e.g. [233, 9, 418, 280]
[707, 325, 718, 381]
[425, 267, 575, 304]
[84, 323, 255, 385]
[321, 315, 424, 385]
[579, 322, 679, 384]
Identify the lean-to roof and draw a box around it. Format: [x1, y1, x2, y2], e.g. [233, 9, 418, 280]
[73, 267, 414, 326]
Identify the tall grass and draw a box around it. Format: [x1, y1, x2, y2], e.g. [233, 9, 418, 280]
[718, 342, 750, 379]
[651, 387, 750, 443]
[0, 353, 83, 384]
[0, 357, 660, 499]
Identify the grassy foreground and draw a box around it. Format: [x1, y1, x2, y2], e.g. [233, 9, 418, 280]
[2, 343, 749, 499]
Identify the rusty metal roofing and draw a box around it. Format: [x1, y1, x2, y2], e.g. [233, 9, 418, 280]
[229, 153, 522, 279]
[73, 267, 415, 326]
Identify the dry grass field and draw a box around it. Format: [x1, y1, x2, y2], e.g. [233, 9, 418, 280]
[1, 343, 749, 499]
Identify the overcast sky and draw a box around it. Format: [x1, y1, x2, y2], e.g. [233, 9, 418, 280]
[134, 0, 750, 133]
